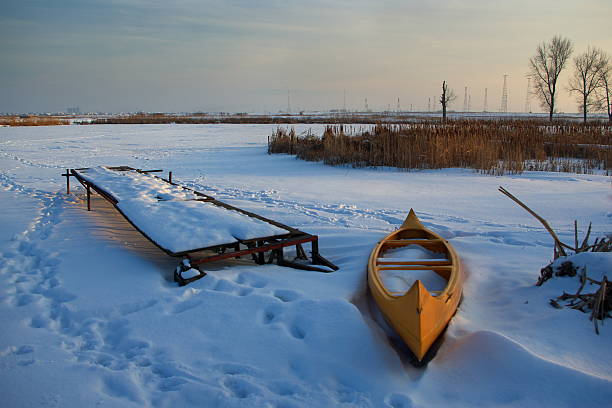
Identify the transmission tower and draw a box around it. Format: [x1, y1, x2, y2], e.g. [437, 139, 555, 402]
[500, 75, 509, 113]
[287, 90, 291, 114]
[428, 97, 431, 112]
[463, 86, 468, 112]
[343, 89, 346, 112]
[484, 88, 488, 112]
[397, 97, 401, 112]
[364, 97, 369, 112]
[468, 94, 471, 112]
[524, 77, 532, 113]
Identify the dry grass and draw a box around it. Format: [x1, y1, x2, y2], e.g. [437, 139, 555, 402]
[0, 116, 69, 126]
[88, 113, 385, 125]
[268, 120, 612, 175]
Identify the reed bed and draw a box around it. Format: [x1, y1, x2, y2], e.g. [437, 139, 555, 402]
[88, 113, 392, 125]
[0, 116, 69, 126]
[268, 121, 612, 175]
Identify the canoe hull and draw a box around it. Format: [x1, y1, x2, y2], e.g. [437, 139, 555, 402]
[367, 210, 463, 361]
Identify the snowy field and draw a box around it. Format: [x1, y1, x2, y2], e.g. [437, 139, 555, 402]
[0, 124, 610, 407]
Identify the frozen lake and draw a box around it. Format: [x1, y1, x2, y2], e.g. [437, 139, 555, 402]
[0, 124, 610, 407]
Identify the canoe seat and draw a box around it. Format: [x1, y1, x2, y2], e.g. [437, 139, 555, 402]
[378, 265, 453, 271]
[377, 258, 450, 266]
[384, 239, 442, 246]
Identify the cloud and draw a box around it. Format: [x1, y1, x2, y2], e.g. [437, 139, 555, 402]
[0, 0, 610, 112]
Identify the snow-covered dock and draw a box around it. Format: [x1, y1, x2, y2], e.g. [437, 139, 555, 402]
[66, 166, 338, 283]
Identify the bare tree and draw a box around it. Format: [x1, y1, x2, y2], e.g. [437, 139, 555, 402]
[529, 35, 573, 121]
[440, 81, 457, 121]
[568, 47, 606, 122]
[597, 53, 612, 122]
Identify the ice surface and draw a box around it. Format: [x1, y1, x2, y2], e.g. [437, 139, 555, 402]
[0, 124, 610, 407]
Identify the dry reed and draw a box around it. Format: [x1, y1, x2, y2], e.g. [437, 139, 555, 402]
[0, 116, 69, 126]
[268, 121, 611, 175]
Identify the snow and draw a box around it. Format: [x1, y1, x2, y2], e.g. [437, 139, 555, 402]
[0, 123, 611, 407]
[378, 245, 449, 294]
[76, 166, 287, 253]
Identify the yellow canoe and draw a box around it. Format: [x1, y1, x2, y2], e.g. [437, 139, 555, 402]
[367, 209, 463, 362]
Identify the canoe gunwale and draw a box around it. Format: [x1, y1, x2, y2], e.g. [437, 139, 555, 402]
[368, 228, 459, 300]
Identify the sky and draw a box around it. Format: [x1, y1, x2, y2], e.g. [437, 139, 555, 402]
[1, 0, 611, 114]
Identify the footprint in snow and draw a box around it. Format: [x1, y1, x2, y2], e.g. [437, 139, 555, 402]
[171, 298, 203, 314]
[267, 380, 303, 397]
[222, 376, 263, 399]
[273, 289, 300, 303]
[11, 293, 37, 307]
[234, 272, 267, 288]
[262, 304, 282, 325]
[385, 393, 414, 408]
[215, 362, 258, 377]
[289, 324, 306, 340]
[206, 277, 253, 297]
[117, 299, 158, 316]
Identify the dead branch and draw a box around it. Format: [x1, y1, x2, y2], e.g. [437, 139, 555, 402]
[499, 186, 567, 258]
[551, 267, 611, 334]
[590, 277, 609, 335]
[579, 222, 592, 251]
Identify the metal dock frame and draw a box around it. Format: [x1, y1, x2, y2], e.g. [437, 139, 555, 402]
[63, 167, 338, 285]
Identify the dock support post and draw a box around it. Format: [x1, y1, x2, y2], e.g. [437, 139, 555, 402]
[66, 169, 70, 194]
[87, 183, 91, 211]
[169, 171, 172, 183]
[256, 240, 265, 264]
[311, 238, 339, 271]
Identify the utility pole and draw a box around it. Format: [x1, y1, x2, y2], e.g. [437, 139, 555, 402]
[428, 97, 431, 112]
[463, 86, 468, 112]
[484, 88, 488, 112]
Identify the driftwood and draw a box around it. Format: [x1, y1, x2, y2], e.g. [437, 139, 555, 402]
[545, 263, 612, 334]
[536, 261, 578, 286]
[499, 186, 611, 259]
[499, 187, 611, 334]
[498, 187, 568, 257]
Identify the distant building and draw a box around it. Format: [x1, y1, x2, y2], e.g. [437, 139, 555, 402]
[67, 107, 80, 114]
